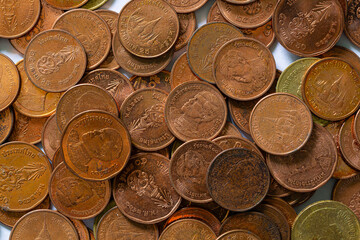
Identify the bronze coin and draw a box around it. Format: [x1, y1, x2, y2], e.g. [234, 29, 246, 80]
[273, 0, 344, 57]
[56, 84, 119, 132]
[0, 142, 52, 211]
[170, 52, 200, 90]
[0, 54, 20, 111]
[267, 176, 292, 198]
[283, 190, 315, 207]
[52, 147, 64, 169]
[0, 108, 14, 144]
[0, 0, 41, 39]
[97, 206, 158, 240]
[24, 29, 87, 92]
[14, 60, 62, 118]
[263, 197, 297, 227]
[129, 71, 172, 93]
[41, 114, 62, 160]
[70, 219, 90, 240]
[160, 219, 216, 240]
[266, 123, 337, 192]
[302, 58, 360, 121]
[217, 230, 260, 240]
[217, 0, 277, 28]
[346, 0, 360, 48]
[89, 230, 95, 240]
[132, 146, 170, 158]
[62, 110, 131, 181]
[187, 22, 243, 84]
[164, 0, 208, 13]
[170, 140, 222, 203]
[10, 210, 79, 240]
[112, 31, 174, 77]
[185, 201, 230, 224]
[213, 38, 276, 100]
[228, 98, 256, 135]
[113, 153, 181, 224]
[118, 0, 179, 58]
[120, 88, 175, 151]
[340, 116, 360, 171]
[250, 93, 313, 155]
[93, 201, 117, 237]
[354, 110, 360, 143]
[175, 13, 196, 51]
[207, 1, 229, 23]
[165, 81, 227, 142]
[8, 109, 48, 144]
[217, 121, 242, 138]
[53, 9, 111, 70]
[45, 0, 88, 10]
[319, 46, 360, 74]
[219, 212, 281, 240]
[207, 148, 270, 211]
[10, 0, 64, 54]
[50, 162, 111, 219]
[240, 20, 275, 48]
[212, 135, 262, 157]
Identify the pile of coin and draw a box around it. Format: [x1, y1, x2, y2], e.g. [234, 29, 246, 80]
[0, 0, 360, 239]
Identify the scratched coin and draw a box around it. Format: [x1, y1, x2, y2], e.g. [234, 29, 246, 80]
[41, 114, 62, 160]
[0, 108, 14, 145]
[0, 54, 20, 112]
[45, 0, 88, 10]
[339, 116, 360, 171]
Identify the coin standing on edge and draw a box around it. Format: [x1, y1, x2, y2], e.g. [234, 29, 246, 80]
[0, 54, 20, 112]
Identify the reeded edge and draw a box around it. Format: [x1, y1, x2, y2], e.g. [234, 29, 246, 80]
[45, 0, 89, 10]
[174, 13, 197, 51]
[216, 229, 261, 240]
[339, 116, 360, 171]
[0, 107, 14, 145]
[0, 54, 20, 112]
[354, 109, 360, 143]
[82, 0, 108, 10]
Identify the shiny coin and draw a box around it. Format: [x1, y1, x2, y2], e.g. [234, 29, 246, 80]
[160, 219, 216, 240]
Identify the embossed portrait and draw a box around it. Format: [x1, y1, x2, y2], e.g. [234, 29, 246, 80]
[129, 104, 165, 134]
[176, 150, 206, 184]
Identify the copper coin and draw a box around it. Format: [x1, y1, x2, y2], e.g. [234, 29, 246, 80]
[97, 206, 158, 240]
[10, 0, 63, 54]
[320, 46, 360, 74]
[340, 116, 360, 171]
[217, 230, 260, 240]
[273, 0, 344, 57]
[0, 54, 20, 111]
[219, 212, 281, 240]
[240, 20, 275, 47]
[302, 58, 360, 121]
[112, 31, 174, 77]
[207, 1, 229, 23]
[132, 146, 170, 158]
[267, 176, 292, 198]
[266, 123, 337, 192]
[160, 219, 216, 240]
[10, 210, 79, 240]
[207, 148, 270, 211]
[52, 147, 64, 169]
[14, 60, 62, 118]
[56, 84, 119, 132]
[120, 88, 175, 151]
[263, 197, 297, 227]
[187, 22, 243, 84]
[0, 108, 14, 144]
[212, 135, 262, 157]
[170, 52, 200, 90]
[346, 0, 360, 48]
[250, 93, 313, 155]
[113, 153, 181, 224]
[8, 109, 48, 144]
[53, 9, 111, 70]
[50, 162, 111, 219]
[354, 110, 360, 143]
[170, 140, 222, 203]
[228, 98, 256, 135]
[0, 0, 41, 39]
[41, 114, 61, 160]
[0, 142, 52, 211]
[45, 0, 88, 10]
[217, 121, 242, 138]
[24, 29, 87, 92]
[283, 190, 315, 207]
[175, 13, 196, 51]
[185, 201, 230, 224]
[217, 0, 277, 28]
[213, 38, 276, 100]
[89, 230, 95, 240]
[62, 110, 131, 181]
[129, 71, 172, 93]
[118, 0, 179, 58]
[165, 81, 227, 142]
[164, 0, 208, 13]
[333, 174, 360, 219]
[70, 219, 90, 240]
[93, 201, 117, 237]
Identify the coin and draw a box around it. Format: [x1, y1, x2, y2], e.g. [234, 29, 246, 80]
[45, 0, 88, 9]
[240, 20, 275, 47]
[10, 0, 63, 55]
[53, 9, 111, 70]
[56, 84, 119, 132]
[52, 147, 64, 169]
[217, 122, 242, 138]
[354, 110, 360, 143]
[10, 210, 79, 240]
[62, 110, 131, 181]
[92, 201, 117, 237]
[0, 142, 51, 211]
[24, 29, 87, 92]
[267, 123, 337, 192]
[217, 230, 260, 240]
[0, 0, 41, 39]
[213, 38, 276, 100]
[89, 230, 95, 240]
[120, 88, 175, 151]
[81, 0, 108, 10]
[164, 0, 208, 13]
[70, 219, 90, 240]
[165, 81, 227, 142]
[160, 219, 216, 240]
[228, 98, 256, 135]
[207, 1, 228, 23]
[97, 206, 158, 240]
[292, 201, 360, 240]
[263, 197, 297, 227]
[212, 135, 262, 157]
[250, 93, 313, 155]
[175, 13, 196, 51]
[187, 22, 243, 84]
[223, 0, 256, 4]
[41, 114, 61, 160]
[14, 60, 62, 118]
[132, 146, 170, 158]
[302, 58, 360, 121]
[283, 191, 315, 207]
[170, 140, 222, 203]
[320, 46, 360, 74]
[339, 116, 360, 171]
[267, 176, 292, 198]
[0, 54, 20, 111]
[118, 0, 179, 58]
[0, 108, 14, 144]
[170, 52, 200, 90]
[346, 0, 360, 48]
[129, 71, 172, 93]
[273, 0, 344, 57]
[50, 162, 111, 219]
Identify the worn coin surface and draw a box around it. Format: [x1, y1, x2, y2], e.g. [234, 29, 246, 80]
[0, 54, 20, 111]
[267, 176, 292, 198]
[320, 46, 360, 74]
[207, 1, 228, 23]
[52, 148, 64, 169]
[129, 71, 172, 93]
[340, 116, 360, 171]
[160, 219, 216, 240]
[165, 0, 208, 13]
[70, 219, 90, 240]
[217, 122, 242, 137]
[165, 81, 227, 142]
[354, 110, 360, 143]
[346, 0, 360, 48]
[41, 114, 62, 160]
[240, 20, 275, 48]
[0, 108, 14, 145]
[113, 153, 181, 224]
[45, 0, 88, 9]
[283, 191, 315, 207]
[175, 13, 196, 51]
[62, 110, 131, 181]
[263, 197, 297, 227]
[228, 98, 256, 135]
[213, 135, 262, 157]
[217, 230, 260, 240]
[24, 29, 87, 92]
[170, 52, 200, 90]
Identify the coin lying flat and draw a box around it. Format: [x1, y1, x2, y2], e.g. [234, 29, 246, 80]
[217, 122, 243, 138]
[0, 54, 20, 111]
[52, 148, 64, 169]
[213, 135, 262, 157]
[0, 108, 14, 145]
[45, 0, 88, 10]
[283, 191, 315, 207]
[170, 52, 200, 90]
[41, 114, 62, 160]
[217, 230, 260, 240]
[70, 219, 90, 240]
[175, 13, 196, 51]
[129, 71, 172, 93]
[81, 0, 108, 10]
[164, 0, 208, 13]
[267, 176, 292, 198]
[320, 46, 360, 74]
[263, 197, 297, 227]
[346, 0, 360, 48]
[339, 116, 360, 171]
[160, 219, 216, 240]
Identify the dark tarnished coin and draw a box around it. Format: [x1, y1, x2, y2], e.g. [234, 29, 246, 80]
[320, 46, 360, 74]
[346, 0, 360, 48]
[175, 13, 196, 51]
[24, 29, 87, 92]
[165, 81, 227, 142]
[129, 71, 172, 93]
[187, 22, 243, 84]
[53, 9, 111, 70]
[170, 52, 200, 90]
[70, 219, 90, 240]
[160, 219, 216, 240]
[267, 176, 292, 198]
[273, 0, 344, 57]
[340, 116, 360, 171]
[207, 148, 270, 211]
[228, 98, 256, 135]
[354, 110, 360, 143]
[170, 140, 222, 203]
[263, 197, 297, 227]
[113, 153, 181, 224]
[164, 0, 208, 13]
[0, 54, 20, 111]
[120, 88, 175, 151]
[0, 108, 14, 144]
[266, 123, 337, 192]
[217, 122, 242, 138]
[41, 114, 62, 160]
[118, 0, 179, 58]
[213, 135, 262, 157]
[283, 191, 315, 207]
[45, 0, 88, 10]
[62, 110, 131, 181]
[217, 230, 260, 240]
[52, 147, 64, 169]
